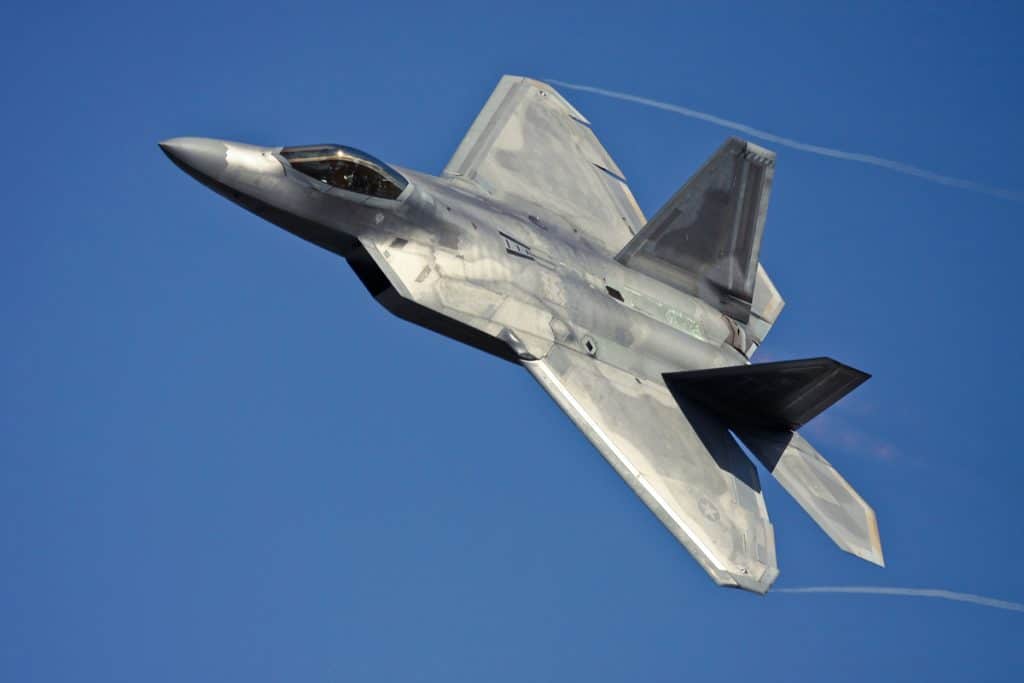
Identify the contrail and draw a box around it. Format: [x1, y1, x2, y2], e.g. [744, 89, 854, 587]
[547, 79, 1024, 202]
[777, 586, 1024, 613]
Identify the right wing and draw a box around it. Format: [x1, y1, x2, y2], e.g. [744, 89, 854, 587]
[444, 75, 645, 255]
[524, 344, 778, 593]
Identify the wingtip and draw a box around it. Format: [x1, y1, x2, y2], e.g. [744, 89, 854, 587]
[719, 572, 775, 595]
[511, 76, 591, 124]
[864, 507, 886, 567]
[711, 563, 779, 595]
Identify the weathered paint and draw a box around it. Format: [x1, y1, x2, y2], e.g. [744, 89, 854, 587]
[159, 75, 883, 594]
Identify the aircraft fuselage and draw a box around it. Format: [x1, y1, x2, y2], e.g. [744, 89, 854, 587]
[160, 137, 744, 384]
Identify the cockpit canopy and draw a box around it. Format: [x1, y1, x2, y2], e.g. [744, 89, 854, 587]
[281, 145, 408, 200]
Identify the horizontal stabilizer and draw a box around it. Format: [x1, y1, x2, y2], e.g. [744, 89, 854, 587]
[735, 429, 884, 567]
[616, 137, 775, 323]
[664, 357, 869, 431]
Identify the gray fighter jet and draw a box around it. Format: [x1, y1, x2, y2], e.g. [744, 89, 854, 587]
[160, 75, 883, 594]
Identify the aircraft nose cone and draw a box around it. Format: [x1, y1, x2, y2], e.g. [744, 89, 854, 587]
[159, 137, 228, 181]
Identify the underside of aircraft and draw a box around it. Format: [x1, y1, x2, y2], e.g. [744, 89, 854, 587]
[161, 75, 884, 594]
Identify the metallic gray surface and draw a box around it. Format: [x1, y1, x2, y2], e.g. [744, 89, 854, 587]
[616, 138, 775, 323]
[160, 75, 884, 594]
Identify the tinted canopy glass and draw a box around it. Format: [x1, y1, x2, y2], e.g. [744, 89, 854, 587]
[281, 145, 408, 200]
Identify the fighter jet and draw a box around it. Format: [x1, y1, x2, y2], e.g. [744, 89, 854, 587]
[160, 75, 883, 594]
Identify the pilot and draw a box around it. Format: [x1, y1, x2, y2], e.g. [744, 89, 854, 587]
[328, 161, 357, 192]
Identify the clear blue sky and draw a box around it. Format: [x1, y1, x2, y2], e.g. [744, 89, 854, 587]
[3, 2, 1022, 681]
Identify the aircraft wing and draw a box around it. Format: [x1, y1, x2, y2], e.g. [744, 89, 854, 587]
[444, 75, 645, 255]
[523, 344, 778, 593]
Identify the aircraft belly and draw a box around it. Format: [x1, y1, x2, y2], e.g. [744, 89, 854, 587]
[357, 230, 556, 360]
[163, 75, 887, 595]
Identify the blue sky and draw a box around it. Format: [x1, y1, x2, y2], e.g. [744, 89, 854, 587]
[2, 2, 1022, 681]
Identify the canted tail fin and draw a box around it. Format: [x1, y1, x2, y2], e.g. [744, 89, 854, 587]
[664, 357, 869, 432]
[616, 137, 775, 323]
[664, 358, 884, 568]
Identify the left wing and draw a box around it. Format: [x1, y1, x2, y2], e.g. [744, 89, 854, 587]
[524, 345, 778, 593]
[444, 75, 645, 255]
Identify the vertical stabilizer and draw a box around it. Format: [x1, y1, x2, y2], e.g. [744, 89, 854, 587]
[616, 137, 775, 323]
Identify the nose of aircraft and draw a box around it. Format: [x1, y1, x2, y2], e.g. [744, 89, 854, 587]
[159, 137, 228, 182]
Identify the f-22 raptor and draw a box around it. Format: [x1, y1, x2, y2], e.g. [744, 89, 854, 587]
[161, 75, 883, 593]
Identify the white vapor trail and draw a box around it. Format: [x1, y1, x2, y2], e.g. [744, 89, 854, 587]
[777, 586, 1024, 613]
[547, 79, 1024, 202]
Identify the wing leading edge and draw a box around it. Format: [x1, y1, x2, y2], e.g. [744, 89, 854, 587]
[524, 345, 778, 593]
